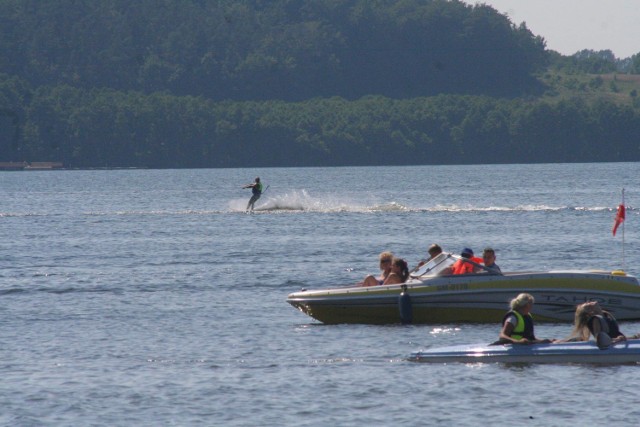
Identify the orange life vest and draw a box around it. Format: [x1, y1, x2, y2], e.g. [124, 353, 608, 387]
[452, 259, 475, 275]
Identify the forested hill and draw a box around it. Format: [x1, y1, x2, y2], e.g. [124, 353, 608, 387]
[1, 0, 640, 168]
[0, 0, 546, 100]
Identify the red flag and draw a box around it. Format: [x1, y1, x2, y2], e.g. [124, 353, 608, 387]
[612, 204, 625, 236]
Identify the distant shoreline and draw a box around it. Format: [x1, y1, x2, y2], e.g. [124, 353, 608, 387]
[0, 162, 148, 171]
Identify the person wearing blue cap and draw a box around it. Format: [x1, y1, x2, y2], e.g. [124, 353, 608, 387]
[451, 247, 481, 274]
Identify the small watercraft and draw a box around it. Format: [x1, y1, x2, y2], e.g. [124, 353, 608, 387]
[408, 339, 640, 364]
[287, 252, 640, 324]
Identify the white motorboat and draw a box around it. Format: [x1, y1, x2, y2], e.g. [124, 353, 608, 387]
[287, 253, 640, 324]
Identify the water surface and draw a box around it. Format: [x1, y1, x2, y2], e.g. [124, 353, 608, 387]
[1, 163, 640, 426]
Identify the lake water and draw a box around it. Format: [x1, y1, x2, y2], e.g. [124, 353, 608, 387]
[1, 163, 640, 426]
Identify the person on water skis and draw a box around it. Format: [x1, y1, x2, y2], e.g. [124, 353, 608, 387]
[243, 177, 263, 211]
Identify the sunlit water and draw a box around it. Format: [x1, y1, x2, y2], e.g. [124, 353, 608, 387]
[1, 163, 640, 426]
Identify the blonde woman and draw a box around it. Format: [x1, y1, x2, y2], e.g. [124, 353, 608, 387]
[567, 301, 640, 344]
[361, 252, 394, 287]
[498, 293, 553, 344]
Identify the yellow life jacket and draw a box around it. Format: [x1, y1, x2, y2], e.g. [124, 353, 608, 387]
[505, 311, 535, 340]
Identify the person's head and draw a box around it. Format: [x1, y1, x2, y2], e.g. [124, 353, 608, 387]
[255, 177, 260, 182]
[391, 257, 409, 280]
[428, 244, 443, 259]
[460, 248, 473, 259]
[379, 251, 394, 271]
[482, 247, 496, 266]
[573, 301, 604, 339]
[510, 293, 534, 314]
[575, 301, 603, 323]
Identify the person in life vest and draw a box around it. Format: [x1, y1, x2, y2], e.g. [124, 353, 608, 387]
[497, 293, 554, 344]
[567, 301, 640, 344]
[243, 177, 263, 211]
[450, 248, 482, 274]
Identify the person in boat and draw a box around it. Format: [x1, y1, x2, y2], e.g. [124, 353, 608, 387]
[413, 243, 443, 270]
[243, 177, 263, 211]
[496, 293, 553, 345]
[361, 251, 394, 286]
[451, 248, 482, 274]
[481, 247, 501, 274]
[382, 257, 410, 285]
[566, 301, 640, 344]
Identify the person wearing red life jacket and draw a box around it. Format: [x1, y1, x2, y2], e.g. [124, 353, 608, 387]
[451, 247, 482, 274]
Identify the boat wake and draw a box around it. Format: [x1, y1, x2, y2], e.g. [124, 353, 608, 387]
[425, 204, 620, 213]
[229, 189, 408, 213]
[227, 191, 634, 215]
[2, 199, 630, 217]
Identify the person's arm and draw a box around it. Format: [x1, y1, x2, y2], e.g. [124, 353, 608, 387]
[608, 315, 627, 343]
[589, 316, 601, 338]
[606, 313, 627, 343]
[382, 272, 402, 285]
[613, 334, 627, 343]
[360, 275, 378, 287]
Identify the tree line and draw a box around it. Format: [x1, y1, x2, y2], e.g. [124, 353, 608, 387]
[1, 0, 640, 168]
[3, 75, 639, 168]
[550, 49, 640, 75]
[0, 0, 547, 101]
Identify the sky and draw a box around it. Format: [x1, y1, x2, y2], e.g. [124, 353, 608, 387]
[462, 0, 640, 58]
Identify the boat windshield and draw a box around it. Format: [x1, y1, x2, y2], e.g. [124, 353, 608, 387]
[410, 253, 456, 278]
[410, 252, 502, 278]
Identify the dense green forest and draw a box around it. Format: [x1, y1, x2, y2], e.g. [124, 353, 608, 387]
[1, 0, 640, 168]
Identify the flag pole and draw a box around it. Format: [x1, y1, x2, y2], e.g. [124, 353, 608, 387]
[622, 188, 625, 271]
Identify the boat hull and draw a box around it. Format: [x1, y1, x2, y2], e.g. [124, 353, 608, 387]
[409, 340, 640, 364]
[287, 272, 640, 324]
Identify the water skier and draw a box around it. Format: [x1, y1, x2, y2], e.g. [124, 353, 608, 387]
[243, 177, 263, 211]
